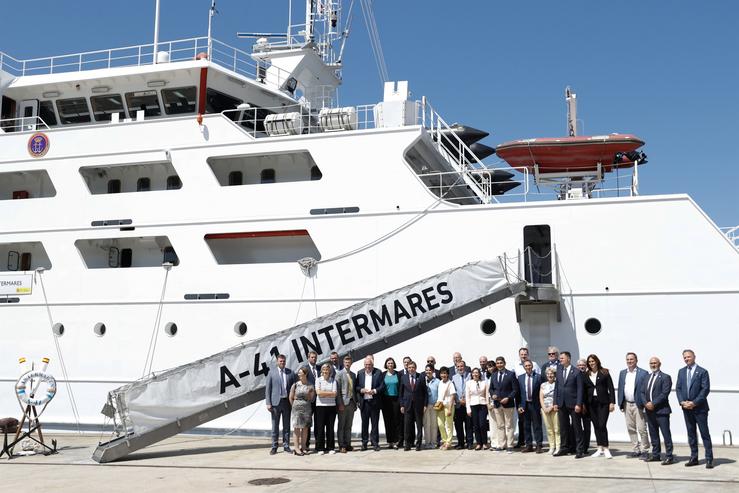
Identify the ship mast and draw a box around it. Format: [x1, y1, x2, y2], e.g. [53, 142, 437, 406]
[565, 86, 577, 136]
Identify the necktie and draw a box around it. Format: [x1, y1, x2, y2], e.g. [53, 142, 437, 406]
[313, 366, 318, 380]
[647, 373, 657, 402]
[411, 375, 416, 391]
[564, 367, 569, 381]
[527, 375, 532, 401]
[687, 367, 692, 389]
[280, 369, 286, 397]
[348, 373, 354, 400]
[498, 372, 503, 385]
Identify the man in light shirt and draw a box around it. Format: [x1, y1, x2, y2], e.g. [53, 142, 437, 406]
[617, 352, 650, 458]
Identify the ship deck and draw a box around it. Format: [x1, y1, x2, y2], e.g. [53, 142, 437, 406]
[3, 434, 737, 492]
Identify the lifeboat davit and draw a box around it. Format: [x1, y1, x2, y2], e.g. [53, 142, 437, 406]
[496, 134, 646, 173]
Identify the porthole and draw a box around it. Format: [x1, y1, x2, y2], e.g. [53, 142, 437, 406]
[164, 322, 178, 337]
[52, 323, 65, 337]
[234, 321, 248, 337]
[94, 322, 106, 337]
[584, 318, 601, 335]
[480, 319, 496, 336]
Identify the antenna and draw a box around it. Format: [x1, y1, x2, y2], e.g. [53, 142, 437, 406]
[153, 0, 161, 64]
[565, 86, 577, 136]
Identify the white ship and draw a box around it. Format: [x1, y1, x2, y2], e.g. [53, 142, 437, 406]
[0, 1, 737, 445]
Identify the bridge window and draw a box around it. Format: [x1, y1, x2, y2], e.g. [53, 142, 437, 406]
[91, 94, 126, 122]
[161, 86, 197, 115]
[125, 90, 161, 118]
[56, 97, 91, 124]
[38, 100, 58, 126]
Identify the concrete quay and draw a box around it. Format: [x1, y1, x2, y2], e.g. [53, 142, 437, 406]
[1, 435, 737, 492]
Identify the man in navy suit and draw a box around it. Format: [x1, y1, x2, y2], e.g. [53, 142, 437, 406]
[490, 356, 518, 452]
[264, 354, 295, 454]
[553, 351, 585, 458]
[642, 356, 675, 465]
[618, 352, 650, 458]
[540, 346, 561, 375]
[676, 349, 714, 469]
[355, 355, 385, 451]
[517, 360, 543, 453]
[399, 361, 428, 451]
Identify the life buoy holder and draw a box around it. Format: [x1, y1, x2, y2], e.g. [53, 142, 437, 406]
[16, 370, 57, 407]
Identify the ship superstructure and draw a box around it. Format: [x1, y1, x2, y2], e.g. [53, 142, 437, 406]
[0, 1, 737, 444]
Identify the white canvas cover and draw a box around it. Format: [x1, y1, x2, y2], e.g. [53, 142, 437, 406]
[108, 259, 518, 435]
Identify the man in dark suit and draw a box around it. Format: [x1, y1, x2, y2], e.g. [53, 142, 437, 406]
[618, 352, 650, 458]
[304, 351, 320, 450]
[540, 346, 561, 374]
[264, 354, 295, 454]
[517, 360, 543, 453]
[399, 361, 427, 451]
[336, 354, 357, 453]
[329, 351, 342, 378]
[676, 349, 713, 469]
[642, 356, 675, 465]
[490, 356, 518, 451]
[355, 355, 385, 451]
[553, 351, 585, 458]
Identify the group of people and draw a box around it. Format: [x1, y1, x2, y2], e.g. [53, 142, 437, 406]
[265, 347, 714, 469]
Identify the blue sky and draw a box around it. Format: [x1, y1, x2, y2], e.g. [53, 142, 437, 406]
[3, 1, 737, 226]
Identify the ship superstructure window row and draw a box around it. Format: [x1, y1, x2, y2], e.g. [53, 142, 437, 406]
[80, 161, 182, 194]
[2, 242, 52, 272]
[75, 236, 179, 269]
[0, 170, 56, 200]
[208, 151, 322, 187]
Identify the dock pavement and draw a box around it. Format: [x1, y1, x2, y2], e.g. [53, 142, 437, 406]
[1, 435, 737, 492]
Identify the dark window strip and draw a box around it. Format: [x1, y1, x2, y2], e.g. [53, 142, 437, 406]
[0, 298, 20, 304]
[184, 293, 230, 300]
[309, 207, 360, 215]
[91, 219, 133, 227]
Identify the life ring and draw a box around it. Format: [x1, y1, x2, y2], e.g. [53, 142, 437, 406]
[15, 371, 57, 407]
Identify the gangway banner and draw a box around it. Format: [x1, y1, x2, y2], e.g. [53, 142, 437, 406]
[108, 259, 521, 435]
[0, 274, 33, 295]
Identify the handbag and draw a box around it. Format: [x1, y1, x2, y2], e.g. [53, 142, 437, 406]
[433, 401, 444, 411]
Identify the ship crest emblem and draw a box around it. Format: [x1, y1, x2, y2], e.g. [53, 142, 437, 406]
[27, 132, 50, 158]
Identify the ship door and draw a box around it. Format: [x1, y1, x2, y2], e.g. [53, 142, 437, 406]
[523, 225, 552, 284]
[19, 99, 39, 131]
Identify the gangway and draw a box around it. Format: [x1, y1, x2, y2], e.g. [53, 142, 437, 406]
[92, 258, 526, 463]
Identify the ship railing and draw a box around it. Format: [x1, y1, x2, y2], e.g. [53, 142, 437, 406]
[416, 170, 529, 203]
[720, 226, 739, 249]
[0, 116, 50, 133]
[0, 38, 290, 91]
[417, 97, 505, 204]
[220, 101, 379, 137]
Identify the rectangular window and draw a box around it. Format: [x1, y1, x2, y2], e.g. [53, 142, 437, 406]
[161, 86, 197, 114]
[166, 175, 182, 190]
[205, 230, 321, 264]
[107, 179, 121, 194]
[75, 236, 176, 269]
[125, 90, 161, 118]
[56, 97, 91, 124]
[91, 94, 126, 122]
[136, 177, 151, 192]
[0, 170, 56, 200]
[0, 242, 52, 272]
[38, 100, 57, 126]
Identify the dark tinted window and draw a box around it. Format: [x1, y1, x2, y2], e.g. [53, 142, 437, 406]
[39, 100, 57, 126]
[166, 175, 182, 190]
[125, 91, 161, 118]
[120, 248, 133, 268]
[310, 165, 323, 181]
[107, 179, 121, 194]
[91, 94, 126, 121]
[228, 171, 243, 186]
[163, 246, 179, 265]
[137, 177, 151, 192]
[260, 169, 275, 184]
[205, 88, 241, 119]
[56, 97, 91, 124]
[584, 318, 602, 335]
[161, 86, 197, 115]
